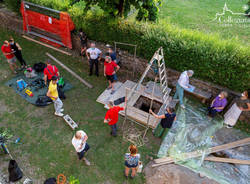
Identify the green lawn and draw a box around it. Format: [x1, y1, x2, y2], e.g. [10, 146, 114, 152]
[159, 0, 250, 45]
[0, 27, 160, 184]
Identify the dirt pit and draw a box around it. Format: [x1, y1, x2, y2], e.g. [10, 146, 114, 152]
[133, 96, 162, 114]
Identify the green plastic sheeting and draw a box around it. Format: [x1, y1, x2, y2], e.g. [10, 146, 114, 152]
[157, 99, 250, 184]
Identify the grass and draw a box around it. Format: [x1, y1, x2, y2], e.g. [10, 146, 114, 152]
[0, 27, 160, 183]
[159, 0, 250, 45]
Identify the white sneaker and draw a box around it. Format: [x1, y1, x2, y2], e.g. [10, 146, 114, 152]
[83, 158, 91, 166]
[60, 109, 64, 112]
[180, 104, 186, 109]
[55, 112, 64, 117]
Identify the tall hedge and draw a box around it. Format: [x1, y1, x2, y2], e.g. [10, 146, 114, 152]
[4, 0, 250, 91]
[72, 13, 250, 91]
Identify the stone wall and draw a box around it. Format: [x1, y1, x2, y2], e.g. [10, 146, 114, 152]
[0, 6, 249, 123]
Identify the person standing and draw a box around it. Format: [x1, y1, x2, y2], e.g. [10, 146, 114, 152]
[104, 100, 126, 137]
[104, 56, 120, 94]
[46, 76, 64, 117]
[173, 70, 194, 109]
[86, 43, 102, 76]
[124, 145, 140, 179]
[150, 107, 176, 138]
[1, 40, 18, 74]
[78, 29, 88, 57]
[72, 130, 90, 166]
[106, 45, 117, 63]
[208, 91, 228, 118]
[224, 90, 250, 128]
[43, 60, 60, 86]
[106, 45, 118, 81]
[9, 37, 27, 68]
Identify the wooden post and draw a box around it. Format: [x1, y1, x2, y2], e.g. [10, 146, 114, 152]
[22, 35, 72, 56]
[122, 87, 129, 131]
[153, 137, 250, 167]
[46, 53, 93, 88]
[143, 77, 157, 139]
[204, 156, 250, 165]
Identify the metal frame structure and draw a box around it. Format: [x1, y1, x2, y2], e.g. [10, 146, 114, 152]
[22, 1, 64, 46]
[114, 41, 137, 78]
[122, 47, 171, 139]
[21, 1, 74, 49]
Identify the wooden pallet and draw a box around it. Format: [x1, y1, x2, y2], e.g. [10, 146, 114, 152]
[63, 114, 78, 130]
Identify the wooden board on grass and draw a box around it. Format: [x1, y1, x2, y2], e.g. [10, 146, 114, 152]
[153, 137, 250, 167]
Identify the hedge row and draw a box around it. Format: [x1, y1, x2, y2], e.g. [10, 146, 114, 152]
[72, 11, 250, 91]
[4, 0, 250, 91]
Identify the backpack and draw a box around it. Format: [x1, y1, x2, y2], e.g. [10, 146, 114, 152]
[35, 95, 53, 106]
[31, 78, 45, 91]
[8, 160, 23, 182]
[44, 178, 56, 184]
[57, 86, 66, 100]
[33, 62, 46, 72]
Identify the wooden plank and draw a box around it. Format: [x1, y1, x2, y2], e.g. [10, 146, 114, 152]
[172, 81, 211, 101]
[153, 137, 250, 167]
[204, 156, 250, 165]
[46, 53, 93, 88]
[121, 106, 158, 128]
[22, 35, 72, 56]
[96, 82, 123, 104]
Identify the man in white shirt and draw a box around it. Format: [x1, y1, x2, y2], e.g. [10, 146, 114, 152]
[173, 70, 194, 109]
[86, 42, 102, 76]
[72, 130, 90, 165]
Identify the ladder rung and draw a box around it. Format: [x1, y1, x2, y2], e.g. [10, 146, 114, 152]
[160, 69, 165, 76]
[163, 93, 168, 100]
[163, 86, 168, 93]
[160, 62, 164, 68]
[160, 76, 165, 81]
[162, 81, 166, 87]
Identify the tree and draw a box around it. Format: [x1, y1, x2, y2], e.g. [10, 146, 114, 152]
[83, 0, 162, 21]
[245, 1, 250, 17]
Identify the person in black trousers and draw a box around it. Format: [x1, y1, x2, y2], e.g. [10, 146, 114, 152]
[86, 42, 102, 76]
[9, 37, 27, 68]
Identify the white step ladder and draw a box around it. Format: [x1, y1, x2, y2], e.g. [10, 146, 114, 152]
[154, 47, 171, 108]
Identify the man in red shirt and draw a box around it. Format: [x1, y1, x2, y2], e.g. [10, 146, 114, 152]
[1, 40, 18, 74]
[104, 56, 120, 95]
[43, 60, 60, 85]
[104, 100, 126, 137]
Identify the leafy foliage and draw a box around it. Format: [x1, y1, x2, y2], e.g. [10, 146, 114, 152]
[3, 0, 21, 14]
[245, 1, 250, 16]
[3, 0, 250, 91]
[73, 13, 250, 91]
[83, 0, 162, 21]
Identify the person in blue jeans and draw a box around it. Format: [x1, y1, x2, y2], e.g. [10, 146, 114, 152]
[124, 145, 140, 179]
[173, 70, 194, 109]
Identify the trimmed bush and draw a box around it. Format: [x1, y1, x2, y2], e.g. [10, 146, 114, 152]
[72, 12, 250, 91]
[4, 0, 250, 91]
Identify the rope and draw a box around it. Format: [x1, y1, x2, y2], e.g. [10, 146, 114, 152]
[57, 174, 66, 184]
[122, 123, 149, 147]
